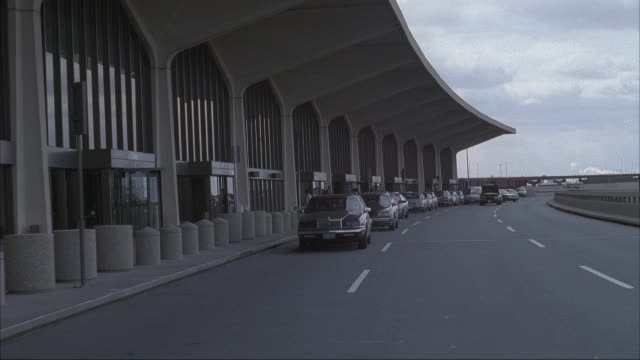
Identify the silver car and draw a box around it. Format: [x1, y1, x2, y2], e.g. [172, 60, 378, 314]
[405, 192, 428, 212]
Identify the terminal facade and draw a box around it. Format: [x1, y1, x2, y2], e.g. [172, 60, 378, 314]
[0, 0, 515, 235]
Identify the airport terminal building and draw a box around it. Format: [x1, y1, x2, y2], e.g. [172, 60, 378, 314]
[0, 0, 515, 235]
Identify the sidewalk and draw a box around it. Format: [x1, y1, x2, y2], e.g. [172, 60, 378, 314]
[0, 233, 297, 341]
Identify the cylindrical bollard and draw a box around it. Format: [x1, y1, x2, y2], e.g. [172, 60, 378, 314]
[265, 213, 273, 237]
[196, 219, 215, 250]
[134, 227, 161, 266]
[271, 212, 284, 234]
[242, 211, 255, 240]
[160, 225, 183, 260]
[4, 233, 56, 292]
[53, 229, 97, 281]
[95, 225, 134, 272]
[222, 213, 242, 243]
[282, 211, 292, 233]
[180, 222, 199, 255]
[254, 211, 266, 237]
[290, 211, 299, 232]
[212, 218, 229, 247]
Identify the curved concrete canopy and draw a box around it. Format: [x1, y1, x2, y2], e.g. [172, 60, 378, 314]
[127, 0, 515, 150]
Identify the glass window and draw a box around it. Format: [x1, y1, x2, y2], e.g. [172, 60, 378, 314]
[346, 197, 362, 214]
[41, 0, 152, 152]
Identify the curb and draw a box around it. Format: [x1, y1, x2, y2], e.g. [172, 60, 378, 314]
[546, 200, 639, 227]
[0, 235, 297, 341]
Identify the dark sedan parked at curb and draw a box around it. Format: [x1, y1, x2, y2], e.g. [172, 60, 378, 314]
[435, 190, 453, 206]
[464, 186, 482, 204]
[361, 192, 399, 230]
[298, 195, 372, 250]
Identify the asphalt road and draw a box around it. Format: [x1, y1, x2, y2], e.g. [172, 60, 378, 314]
[2, 195, 638, 359]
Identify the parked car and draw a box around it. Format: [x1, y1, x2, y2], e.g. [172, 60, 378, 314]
[429, 192, 439, 209]
[500, 189, 520, 202]
[480, 184, 502, 205]
[297, 194, 372, 250]
[456, 191, 465, 205]
[405, 192, 429, 212]
[450, 191, 460, 205]
[361, 192, 399, 230]
[435, 190, 453, 206]
[391, 192, 409, 218]
[424, 192, 436, 210]
[464, 186, 482, 204]
[516, 187, 528, 197]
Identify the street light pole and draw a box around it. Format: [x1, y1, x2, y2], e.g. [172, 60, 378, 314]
[466, 148, 470, 188]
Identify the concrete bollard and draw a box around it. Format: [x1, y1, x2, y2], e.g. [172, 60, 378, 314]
[53, 229, 97, 281]
[242, 211, 255, 240]
[290, 211, 299, 232]
[95, 225, 134, 272]
[160, 225, 182, 260]
[134, 227, 161, 266]
[4, 233, 56, 292]
[254, 211, 266, 237]
[265, 213, 273, 236]
[212, 218, 229, 247]
[271, 212, 284, 234]
[222, 213, 242, 243]
[180, 222, 199, 255]
[196, 219, 215, 250]
[282, 211, 292, 233]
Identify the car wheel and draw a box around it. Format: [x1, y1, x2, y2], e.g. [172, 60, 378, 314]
[357, 235, 368, 249]
[367, 233, 372, 244]
[388, 222, 394, 231]
[298, 239, 307, 250]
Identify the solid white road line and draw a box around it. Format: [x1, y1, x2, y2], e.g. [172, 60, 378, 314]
[381, 242, 392, 252]
[412, 221, 421, 226]
[507, 226, 516, 232]
[497, 219, 504, 223]
[401, 229, 409, 235]
[425, 216, 431, 220]
[347, 270, 371, 293]
[579, 266, 634, 289]
[528, 239, 545, 248]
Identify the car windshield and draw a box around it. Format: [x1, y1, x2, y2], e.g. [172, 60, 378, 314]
[405, 193, 420, 199]
[470, 187, 482, 194]
[362, 195, 391, 209]
[305, 197, 347, 212]
[443, 191, 450, 196]
[434, 191, 443, 196]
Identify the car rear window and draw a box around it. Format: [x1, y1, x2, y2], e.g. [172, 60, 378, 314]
[305, 197, 346, 212]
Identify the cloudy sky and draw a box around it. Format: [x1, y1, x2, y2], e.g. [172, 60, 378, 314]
[396, 0, 639, 177]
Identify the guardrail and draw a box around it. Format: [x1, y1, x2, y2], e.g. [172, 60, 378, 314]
[548, 190, 639, 226]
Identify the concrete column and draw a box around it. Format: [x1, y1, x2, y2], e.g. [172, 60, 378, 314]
[376, 140, 384, 184]
[434, 145, 442, 189]
[282, 113, 297, 212]
[417, 142, 425, 192]
[397, 138, 405, 189]
[151, 66, 180, 227]
[452, 149, 459, 180]
[282, 211, 292, 233]
[232, 95, 250, 211]
[0, 251, 4, 305]
[320, 125, 332, 187]
[351, 134, 359, 178]
[8, 1, 52, 234]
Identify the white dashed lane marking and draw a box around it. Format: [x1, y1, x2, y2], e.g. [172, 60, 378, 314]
[347, 270, 371, 293]
[579, 266, 634, 289]
[507, 226, 516, 232]
[381, 242, 392, 252]
[401, 229, 409, 235]
[528, 239, 545, 248]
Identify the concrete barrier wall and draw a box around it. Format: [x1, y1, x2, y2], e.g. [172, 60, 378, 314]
[551, 190, 639, 226]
